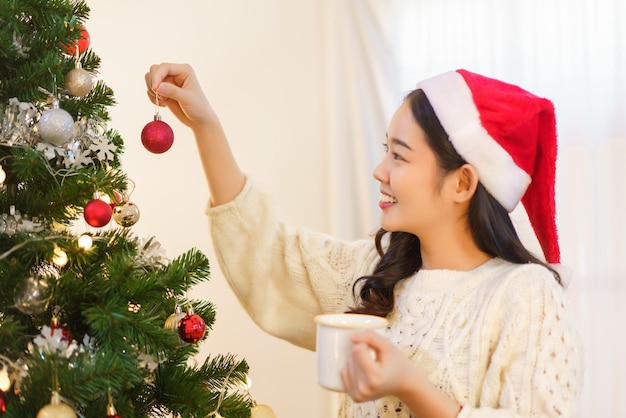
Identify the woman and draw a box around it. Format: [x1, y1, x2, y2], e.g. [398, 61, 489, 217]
[145, 64, 582, 417]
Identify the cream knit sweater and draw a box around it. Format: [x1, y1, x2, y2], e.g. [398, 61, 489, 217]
[206, 180, 583, 417]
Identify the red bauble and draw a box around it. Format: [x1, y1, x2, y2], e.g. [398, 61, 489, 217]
[106, 415, 122, 418]
[0, 389, 6, 414]
[63, 25, 90, 55]
[141, 119, 174, 154]
[84, 198, 113, 227]
[178, 314, 206, 343]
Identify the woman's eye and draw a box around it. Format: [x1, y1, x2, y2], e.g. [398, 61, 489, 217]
[382, 143, 404, 161]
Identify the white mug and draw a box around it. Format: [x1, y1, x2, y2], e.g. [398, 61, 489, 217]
[314, 313, 389, 392]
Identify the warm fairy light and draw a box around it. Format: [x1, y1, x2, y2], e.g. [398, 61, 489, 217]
[78, 233, 93, 250]
[0, 369, 11, 391]
[0, 165, 6, 184]
[52, 246, 68, 266]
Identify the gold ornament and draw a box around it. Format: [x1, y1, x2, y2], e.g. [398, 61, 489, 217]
[251, 404, 276, 418]
[106, 391, 120, 417]
[65, 66, 93, 97]
[37, 391, 76, 418]
[112, 202, 140, 227]
[164, 304, 186, 331]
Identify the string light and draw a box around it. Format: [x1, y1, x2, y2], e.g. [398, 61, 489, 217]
[0, 368, 11, 391]
[0, 355, 13, 392]
[77, 233, 93, 250]
[52, 246, 68, 267]
[0, 165, 6, 184]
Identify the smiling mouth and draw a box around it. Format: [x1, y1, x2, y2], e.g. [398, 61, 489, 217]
[380, 193, 397, 203]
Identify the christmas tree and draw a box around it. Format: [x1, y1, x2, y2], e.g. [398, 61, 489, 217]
[0, 1, 253, 416]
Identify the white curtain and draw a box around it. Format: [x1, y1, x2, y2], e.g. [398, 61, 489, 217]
[321, 1, 405, 239]
[324, 1, 626, 416]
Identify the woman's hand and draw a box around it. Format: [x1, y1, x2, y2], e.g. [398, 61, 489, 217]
[342, 330, 461, 417]
[144, 63, 218, 132]
[341, 330, 415, 402]
[144, 63, 244, 205]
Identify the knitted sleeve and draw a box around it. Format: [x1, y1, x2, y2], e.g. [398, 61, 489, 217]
[460, 265, 583, 417]
[205, 178, 379, 351]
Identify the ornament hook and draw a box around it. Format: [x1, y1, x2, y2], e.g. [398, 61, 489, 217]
[154, 90, 161, 121]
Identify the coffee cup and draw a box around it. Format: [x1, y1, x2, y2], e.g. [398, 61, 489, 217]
[314, 313, 388, 392]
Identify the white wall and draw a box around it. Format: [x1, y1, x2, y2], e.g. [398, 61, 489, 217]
[88, 1, 334, 416]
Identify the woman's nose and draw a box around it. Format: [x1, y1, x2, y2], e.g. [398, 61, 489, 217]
[373, 159, 387, 183]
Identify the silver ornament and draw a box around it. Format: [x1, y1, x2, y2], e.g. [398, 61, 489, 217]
[112, 201, 140, 227]
[64, 67, 93, 97]
[14, 275, 52, 315]
[1, 98, 38, 146]
[38, 101, 74, 146]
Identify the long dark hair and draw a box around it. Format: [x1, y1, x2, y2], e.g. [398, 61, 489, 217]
[350, 89, 561, 317]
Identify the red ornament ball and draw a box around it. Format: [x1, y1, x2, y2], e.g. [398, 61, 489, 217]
[84, 198, 113, 227]
[178, 314, 206, 343]
[63, 25, 90, 55]
[141, 120, 174, 154]
[106, 415, 122, 418]
[0, 389, 6, 414]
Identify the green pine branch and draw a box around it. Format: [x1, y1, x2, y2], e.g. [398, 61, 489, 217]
[0, 1, 252, 416]
[2, 145, 127, 224]
[153, 354, 252, 418]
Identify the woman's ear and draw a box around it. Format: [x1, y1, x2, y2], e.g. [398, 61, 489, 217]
[452, 163, 479, 203]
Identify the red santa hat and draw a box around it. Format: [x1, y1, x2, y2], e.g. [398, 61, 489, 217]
[416, 69, 560, 264]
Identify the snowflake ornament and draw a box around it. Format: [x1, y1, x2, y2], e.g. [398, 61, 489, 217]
[138, 353, 160, 373]
[32, 325, 78, 358]
[135, 237, 168, 267]
[90, 133, 116, 161]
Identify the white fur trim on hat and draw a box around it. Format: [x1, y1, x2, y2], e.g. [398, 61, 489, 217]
[416, 71, 531, 212]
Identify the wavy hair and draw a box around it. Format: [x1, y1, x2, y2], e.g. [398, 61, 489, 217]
[350, 89, 561, 317]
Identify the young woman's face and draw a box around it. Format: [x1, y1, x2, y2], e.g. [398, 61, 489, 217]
[373, 100, 449, 236]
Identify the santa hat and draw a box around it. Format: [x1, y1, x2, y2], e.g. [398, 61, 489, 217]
[416, 69, 560, 264]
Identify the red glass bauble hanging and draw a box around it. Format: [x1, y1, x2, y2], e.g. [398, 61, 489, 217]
[84, 198, 113, 228]
[178, 307, 206, 343]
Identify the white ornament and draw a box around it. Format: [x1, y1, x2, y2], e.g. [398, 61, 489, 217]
[38, 100, 74, 146]
[32, 325, 78, 358]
